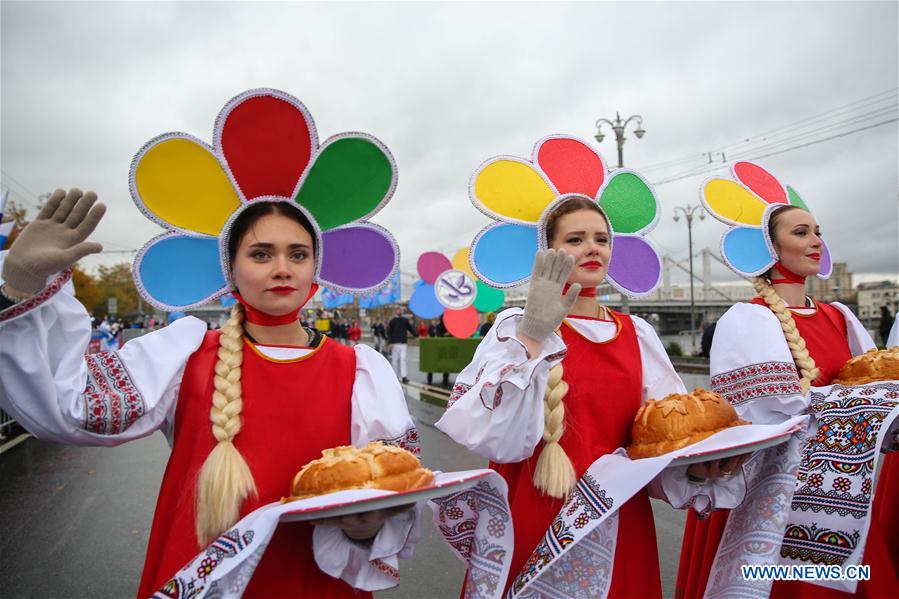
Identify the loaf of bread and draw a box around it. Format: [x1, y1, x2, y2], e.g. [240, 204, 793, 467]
[832, 347, 899, 386]
[284, 442, 434, 500]
[627, 388, 749, 459]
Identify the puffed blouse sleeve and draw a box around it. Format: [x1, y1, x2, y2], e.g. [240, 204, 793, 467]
[0, 252, 207, 446]
[831, 302, 876, 355]
[708, 302, 810, 425]
[311, 344, 422, 591]
[435, 308, 567, 463]
[633, 315, 687, 400]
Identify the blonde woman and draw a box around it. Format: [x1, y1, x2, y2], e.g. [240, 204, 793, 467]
[676, 161, 898, 598]
[0, 90, 419, 597]
[438, 135, 746, 598]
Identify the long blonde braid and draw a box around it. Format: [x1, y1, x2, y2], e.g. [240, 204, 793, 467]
[195, 303, 257, 545]
[752, 276, 819, 393]
[533, 363, 577, 498]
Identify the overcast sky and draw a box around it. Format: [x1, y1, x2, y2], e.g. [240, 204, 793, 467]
[2, 1, 896, 292]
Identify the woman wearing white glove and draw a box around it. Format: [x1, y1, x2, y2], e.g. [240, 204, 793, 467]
[0, 89, 421, 598]
[438, 178, 743, 598]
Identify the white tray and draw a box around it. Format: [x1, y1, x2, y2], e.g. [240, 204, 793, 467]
[670, 430, 795, 466]
[279, 470, 490, 522]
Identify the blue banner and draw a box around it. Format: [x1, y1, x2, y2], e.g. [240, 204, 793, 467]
[358, 272, 400, 308]
[321, 287, 355, 309]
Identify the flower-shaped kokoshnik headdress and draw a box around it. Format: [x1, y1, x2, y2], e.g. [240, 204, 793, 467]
[700, 160, 832, 280]
[130, 88, 400, 311]
[468, 135, 663, 297]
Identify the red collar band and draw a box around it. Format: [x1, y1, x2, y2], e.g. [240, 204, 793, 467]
[770, 262, 807, 285]
[232, 283, 319, 326]
[563, 284, 598, 298]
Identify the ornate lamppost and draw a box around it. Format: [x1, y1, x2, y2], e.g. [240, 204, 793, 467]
[595, 113, 646, 313]
[673, 204, 705, 353]
[595, 112, 646, 169]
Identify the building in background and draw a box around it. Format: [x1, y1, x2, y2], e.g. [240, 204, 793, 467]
[807, 262, 853, 303]
[856, 281, 899, 327]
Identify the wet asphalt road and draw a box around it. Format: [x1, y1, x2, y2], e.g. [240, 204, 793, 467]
[0, 344, 704, 598]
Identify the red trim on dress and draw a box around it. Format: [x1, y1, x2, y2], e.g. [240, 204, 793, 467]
[0, 268, 72, 323]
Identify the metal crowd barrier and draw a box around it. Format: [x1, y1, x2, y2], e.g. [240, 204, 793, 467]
[0, 407, 16, 434]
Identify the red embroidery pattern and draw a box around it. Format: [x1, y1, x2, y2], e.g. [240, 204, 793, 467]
[378, 427, 421, 456]
[448, 382, 473, 408]
[0, 268, 72, 323]
[711, 361, 802, 406]
[82, 352, 146, 434]
[370, 558, 400, 581]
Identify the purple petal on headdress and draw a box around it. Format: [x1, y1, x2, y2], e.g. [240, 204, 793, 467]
[606, 235, 661, 297]
[818, 240, 833, 279]
[319, 224, 397, 291]
[409, 283, 444, 319]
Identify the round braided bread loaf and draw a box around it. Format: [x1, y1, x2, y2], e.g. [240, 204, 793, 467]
[627, 388, 749, 459]
[833, 347, 899, 386]
[285, 442, 434, 500]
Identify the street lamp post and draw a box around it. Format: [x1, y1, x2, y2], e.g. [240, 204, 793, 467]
[673, 205, 705, 354]
[595, 112, 646, 169]
[595, 112, 645, 313]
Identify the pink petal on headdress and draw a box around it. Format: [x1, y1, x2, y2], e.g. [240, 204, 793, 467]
[733, 161, 788, 205]
[535, 136, 606, 197]
[418, 251, 453, 284]
[218, 92, 316, 200]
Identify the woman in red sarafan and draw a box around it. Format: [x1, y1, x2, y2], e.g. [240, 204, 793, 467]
[677, 163, 898, 598]
[440, 193, 743, 598]
[0, 89, 422, 598]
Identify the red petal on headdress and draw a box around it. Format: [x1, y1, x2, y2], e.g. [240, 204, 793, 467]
[536, 137, 605, 197]
[220, 94, 314, 200]
[733, 161, 788, 205]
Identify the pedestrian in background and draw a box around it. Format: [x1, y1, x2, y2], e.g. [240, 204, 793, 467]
[879, 305, 895, 347]
[387, 306, 417, 383]
[478, 312, 496, 337]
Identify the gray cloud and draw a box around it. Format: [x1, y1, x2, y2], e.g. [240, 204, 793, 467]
[2, 1, 896, 288]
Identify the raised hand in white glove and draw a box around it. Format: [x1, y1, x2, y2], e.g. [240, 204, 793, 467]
[2, 188, 105, 296]
[517, 249, 580, 345]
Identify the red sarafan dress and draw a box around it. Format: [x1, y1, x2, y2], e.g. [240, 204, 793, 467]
[0, 260, 419, 598]
[676, 299, 899, 599]
[140, 331, 366, 599]
[493, 313, 662, 598]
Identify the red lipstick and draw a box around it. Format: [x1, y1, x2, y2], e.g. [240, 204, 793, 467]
[807, 253, 821, 261]
[580, 260, 603, 270]
[268, 286, 296, 295]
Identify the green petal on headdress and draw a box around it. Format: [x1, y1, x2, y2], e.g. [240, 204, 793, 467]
[295, 135, 396, 231]
[598, 171, 658, 234]
[786, 185, 810, 212]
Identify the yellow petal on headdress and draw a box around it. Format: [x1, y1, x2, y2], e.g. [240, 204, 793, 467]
[702, 179, 767, 226]
[451, 248, 475, 277]
[133, 136, 241, 235]
[472, 159, 557, 223]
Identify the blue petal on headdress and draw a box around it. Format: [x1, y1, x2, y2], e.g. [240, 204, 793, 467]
[471, 222, 538, 288]
[721, 227, 776, 277]
[134, 232, 227, 310]
[409, 283, 444, 319]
